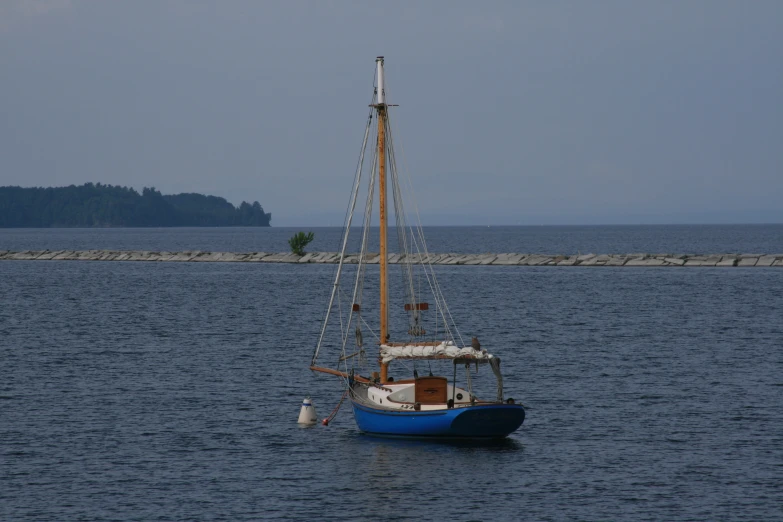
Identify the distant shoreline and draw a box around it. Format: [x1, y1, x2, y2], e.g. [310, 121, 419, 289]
[0, 225, 273, 229]
[0, 184, 271, 228]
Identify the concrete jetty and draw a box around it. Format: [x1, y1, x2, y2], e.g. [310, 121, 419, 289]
[1, 250, 783, 267]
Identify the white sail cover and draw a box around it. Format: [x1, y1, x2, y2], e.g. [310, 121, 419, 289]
[380, 341, 495, 364]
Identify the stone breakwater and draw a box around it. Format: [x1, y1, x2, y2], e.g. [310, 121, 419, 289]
[2, 250, 783, 267]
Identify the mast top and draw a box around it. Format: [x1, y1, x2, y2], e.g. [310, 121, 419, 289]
[376, 56, 385, 106]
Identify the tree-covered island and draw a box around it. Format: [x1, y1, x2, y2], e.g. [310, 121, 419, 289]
[0, 184, 271, 227]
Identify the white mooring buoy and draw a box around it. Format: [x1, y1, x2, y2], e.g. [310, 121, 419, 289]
[298, 396, 318, 425]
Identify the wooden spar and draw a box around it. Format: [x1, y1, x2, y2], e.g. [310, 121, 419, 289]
[310, 365, 370, 383]
[378, 107, 388, 344]
[378, 109, 389, 384]
[381, 341, 444, 347]
[376, 56, 389, 384]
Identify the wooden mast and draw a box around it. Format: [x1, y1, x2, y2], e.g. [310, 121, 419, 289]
[376, 56, 390, 384]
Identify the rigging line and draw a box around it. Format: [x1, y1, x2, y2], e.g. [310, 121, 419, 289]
[350, 137, 377, 352]
[382, 85, 417, 335]
[390, 129, 462, 346]
[338, 134, 378, 363]
[385, 114, 418, 327]
[386, 107, 464, 346]
[386, 79, 463, 348]
[381, 82, 412, 300]
[316, 76, 378, 367]
[385, 108, 445, 330]
[428, 255, 466, 347]
[358, 133, 378, 292]
[338, 189, 374, 372]
[422, 236, 464, 347]
[389, 131, 413, 302]
[336, 285, 356, 347]
[356, 129, 378, 308]
[360, 313, 380, 342]
[327, 86, 379, 303]
[385, 108, 424, 285]
[334, 72, 381, 245]
[322, 389, 349, 426]
[388, 135, 407, 310]
[312, 105, 374, 366]
[392, 358, 414, 374]
[337, 286, 344, 342]
[343, 165, 375, 363]
[324, 70, 379, 386]
[405, 221, 453, 341]
[392, 135, 418, 323]
[351, 168, 375, 324]
[334, 73, 380, 375]
[338, 203, 373, 373]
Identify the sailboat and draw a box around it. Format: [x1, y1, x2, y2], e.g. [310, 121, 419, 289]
[310, 57, 525, 439]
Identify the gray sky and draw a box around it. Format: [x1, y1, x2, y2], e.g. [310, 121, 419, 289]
[1, 0, 781, 225]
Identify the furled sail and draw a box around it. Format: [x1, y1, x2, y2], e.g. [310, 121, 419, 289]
[379, 341, 496, 364]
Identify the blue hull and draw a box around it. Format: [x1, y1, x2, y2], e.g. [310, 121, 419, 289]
[350, 399, 525, 439]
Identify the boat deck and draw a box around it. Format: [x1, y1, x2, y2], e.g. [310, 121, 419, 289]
[351, 381, 483, 412]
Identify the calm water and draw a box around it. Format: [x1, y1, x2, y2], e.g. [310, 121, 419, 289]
[2, 224, 783, 254]
[1, 228, 782, 520]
